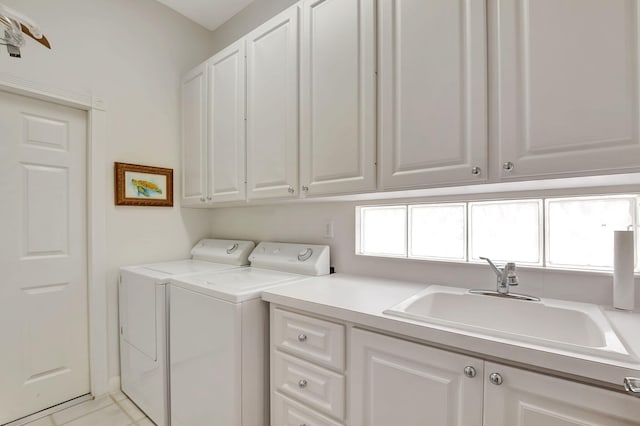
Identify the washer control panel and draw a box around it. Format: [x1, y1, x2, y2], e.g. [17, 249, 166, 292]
[249, 242, 330, 275]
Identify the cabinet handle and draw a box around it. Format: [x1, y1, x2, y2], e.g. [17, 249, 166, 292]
[624, 377, 640, 397]
[503, 161, 514, 172]
[206, 196, 212, 201]
[200, 197, 205, 202]
[471, 166, 481, 176]
[302, 186, 309, 192]
[464, 366, 477, 378]
[297, 334, 307, 342]
[489, 373, 503, 385]
[288, 185, 295, 194]
[298, 379, 308, 388]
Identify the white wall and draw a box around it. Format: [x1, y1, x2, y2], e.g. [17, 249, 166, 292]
[209, 194, 640, 309]
[0, 0, 215, 383]
[208, 0, 298, 55]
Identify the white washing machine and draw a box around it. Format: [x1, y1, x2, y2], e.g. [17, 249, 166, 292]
[169, 242, 330, 426]
[118, 239, 255, 426]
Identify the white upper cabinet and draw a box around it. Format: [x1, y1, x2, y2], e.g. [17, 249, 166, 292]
[350, 328, 484, 426]
[181, 63, 208, 206]
[246, 5, 300, 200]
[484, 362, 640, 425]
[491, 0, 640, 180]
[207, 40, 247, 203]
[379, 0, 488, 190]
[300, 0, 377, 197]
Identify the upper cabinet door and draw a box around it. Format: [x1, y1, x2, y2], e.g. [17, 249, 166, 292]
[492, 0, 640, 180]
[207, 40, 247, 203]
[350, 329, 484, 426]
[246, 5, 300, 200]
[181, 63, 208, 206]
[379, 0, 488, 190]
[300, 0, 376, 197]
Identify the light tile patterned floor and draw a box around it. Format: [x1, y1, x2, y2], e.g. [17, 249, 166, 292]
[26, 392, 153, 426]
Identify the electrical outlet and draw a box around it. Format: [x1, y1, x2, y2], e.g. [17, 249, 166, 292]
[323, 220, 334, 239]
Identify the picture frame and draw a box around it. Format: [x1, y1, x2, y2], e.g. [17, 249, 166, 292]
[114, 162, 174, 207]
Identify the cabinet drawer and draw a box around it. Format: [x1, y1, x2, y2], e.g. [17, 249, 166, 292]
[273, 351, 345, 420]
[273, 392, 343, 426]
[273, 308, 345, 370]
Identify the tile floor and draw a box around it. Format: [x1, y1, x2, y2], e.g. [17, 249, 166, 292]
[25, 391, 152, 426]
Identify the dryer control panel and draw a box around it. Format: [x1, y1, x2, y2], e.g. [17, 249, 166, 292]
[249, 242, 330, 276]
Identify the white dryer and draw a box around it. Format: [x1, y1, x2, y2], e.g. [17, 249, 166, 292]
[118, 239, 255, 426]
[169, 242, 330, 426]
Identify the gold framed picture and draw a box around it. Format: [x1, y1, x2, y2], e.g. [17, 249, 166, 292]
[114, 162, 174, 207]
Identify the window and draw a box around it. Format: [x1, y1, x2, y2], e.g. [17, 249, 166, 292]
[358, 205, 406, 257]
[409, 204, 466, 260]
[469, 200, 542, 265]
[356, 194, 638, 272]
[546, 196, 635, 270]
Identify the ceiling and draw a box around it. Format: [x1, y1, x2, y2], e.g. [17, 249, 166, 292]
[156, 0, 255, 31]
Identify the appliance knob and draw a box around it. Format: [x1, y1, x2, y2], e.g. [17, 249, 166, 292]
[226, 243, 239, 254]
[298, 248, 313, 262]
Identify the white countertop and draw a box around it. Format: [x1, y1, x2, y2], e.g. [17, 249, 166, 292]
[262, 273, 640, 389]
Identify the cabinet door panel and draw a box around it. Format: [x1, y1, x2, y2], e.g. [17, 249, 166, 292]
[350, 329, 483, 426]
[208, 40, 246, 202]
[181, 63, 207, 205]
[492, 0, 640, 179]
[300, 0, 376, 196]
[484, 362, 640, 425]
[246, 6, 299, 200]
[379, 0, 488, 189]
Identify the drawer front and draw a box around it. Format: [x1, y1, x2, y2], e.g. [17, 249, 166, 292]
[273, 351, 345, 420]
[273, 308, 345, 370]
[273, 392, 343, 426]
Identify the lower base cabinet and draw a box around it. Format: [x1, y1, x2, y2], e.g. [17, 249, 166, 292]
[484, 362, 640, 426]
[350, 329, 640, 426]
[270, 307, 640, 426]
[350, 328, 484, 426]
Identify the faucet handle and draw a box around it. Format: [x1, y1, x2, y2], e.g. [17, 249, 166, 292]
[504, 262, 519, 286]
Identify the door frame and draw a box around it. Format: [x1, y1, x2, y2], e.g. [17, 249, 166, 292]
[0, 72, 109, 397]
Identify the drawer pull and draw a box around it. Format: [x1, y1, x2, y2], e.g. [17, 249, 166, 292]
[297, 334, 308, 342]
[298, 379, 308, 388]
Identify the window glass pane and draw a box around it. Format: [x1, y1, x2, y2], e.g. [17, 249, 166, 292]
[409, 204, 465, 260]
[469, 200, 542, 264]
[359, 206, 407, 256]
[547, 197, 634, 269]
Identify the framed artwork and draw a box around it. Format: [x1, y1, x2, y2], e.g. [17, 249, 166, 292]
[114, 162, 174, 207]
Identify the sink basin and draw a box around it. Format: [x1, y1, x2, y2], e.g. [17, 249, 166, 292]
[384, 285, 631, 361]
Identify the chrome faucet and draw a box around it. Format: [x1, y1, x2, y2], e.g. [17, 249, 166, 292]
[469, 257, 540, 302]
[480, 257, 519, 294]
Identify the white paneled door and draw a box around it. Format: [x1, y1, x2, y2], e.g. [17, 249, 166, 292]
[246, 4, 299, 200]
[0, 91, 90, 424]
[300, 0, 377, 197]
[378, 0, 488, 190]
[491, 0, 640, 180]
[207, 40, 247, 203]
